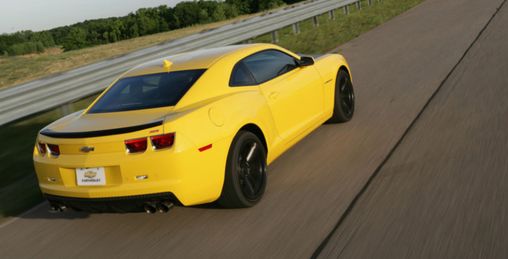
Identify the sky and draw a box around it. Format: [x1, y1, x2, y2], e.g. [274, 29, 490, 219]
[0, 0, 183, 34]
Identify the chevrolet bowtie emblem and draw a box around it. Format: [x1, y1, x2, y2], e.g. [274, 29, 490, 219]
[80, 146, 95, 153]
[84, 171, 97, 178]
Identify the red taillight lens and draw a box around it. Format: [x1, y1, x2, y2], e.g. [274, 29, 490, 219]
[150, 133, 175, 150]
[125, 138, 147, 153]
[37, 142, 47, 155]
[47, 144, 60, 156]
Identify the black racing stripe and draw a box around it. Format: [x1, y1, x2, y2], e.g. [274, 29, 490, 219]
[39, 121, 163, 138]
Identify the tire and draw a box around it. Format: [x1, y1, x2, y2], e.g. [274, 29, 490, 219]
[328, 69, 355, 123]
[218, 131, 267, 208]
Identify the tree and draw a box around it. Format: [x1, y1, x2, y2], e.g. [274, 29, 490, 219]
[0, 0, 307, 55]
[211, 4, 226, 21]
[61, 27, 88, 51]
[174, 2, 202, 27]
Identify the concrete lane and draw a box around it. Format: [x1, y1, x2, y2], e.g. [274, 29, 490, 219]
[318, 1, 508, 258]
[0, 0, 503, 258]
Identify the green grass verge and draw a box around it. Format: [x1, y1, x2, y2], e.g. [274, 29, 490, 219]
[0, 0, 422, 219]
[252, 0, 422, 53]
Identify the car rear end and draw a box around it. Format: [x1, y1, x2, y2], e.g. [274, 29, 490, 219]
[34, 121, 184, 212]
[32, 67, 225, 212]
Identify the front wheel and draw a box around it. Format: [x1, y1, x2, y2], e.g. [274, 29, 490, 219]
[328, 69, 355, 123]
[217, 131, 267, 208]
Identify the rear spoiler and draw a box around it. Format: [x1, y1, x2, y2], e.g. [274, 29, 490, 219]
[40, 121, 163, 139]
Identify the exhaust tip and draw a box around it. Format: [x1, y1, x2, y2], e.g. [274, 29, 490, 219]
[157, 201, 174, 213]
[49, 206, 59, 213]
[144, 203, 157, 214]
[49, 204, 67, 213]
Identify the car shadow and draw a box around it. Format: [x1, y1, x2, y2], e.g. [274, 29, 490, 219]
[16, 200, 227, 221]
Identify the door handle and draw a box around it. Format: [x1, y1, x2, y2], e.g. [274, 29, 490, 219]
[269, 91, 280, 100]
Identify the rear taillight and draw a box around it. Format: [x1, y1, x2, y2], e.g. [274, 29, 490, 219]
[37, 142, 47, 155]
[125, 138, 148, 153]
[150, 133, 175, 150]
[47, 144, 60, 156]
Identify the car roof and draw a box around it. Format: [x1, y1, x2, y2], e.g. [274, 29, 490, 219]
[122, 44, 273, 78]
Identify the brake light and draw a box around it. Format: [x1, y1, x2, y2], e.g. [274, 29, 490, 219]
[37, 142, 47, 155]
[47, 144, 60, 156]
[150, 133, 175, 150]
[125, 138, 147, 153]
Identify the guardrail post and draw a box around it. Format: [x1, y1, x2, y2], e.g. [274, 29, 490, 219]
[292, 22, 301, 34]
[356, 1, 362, 10]
[312, 16, 319, 27]
[344, 5, 349, 15]
[328, 9, 335, 20]
[271, 30, 279, 43]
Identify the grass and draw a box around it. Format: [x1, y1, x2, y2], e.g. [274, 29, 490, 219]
[0, 0, 422, 220]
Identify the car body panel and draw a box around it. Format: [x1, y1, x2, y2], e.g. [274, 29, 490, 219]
[33, 43, 351, 206]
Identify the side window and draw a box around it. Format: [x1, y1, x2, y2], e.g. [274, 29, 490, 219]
[230, 62, 257, 86]
[230, 50, 299, 86]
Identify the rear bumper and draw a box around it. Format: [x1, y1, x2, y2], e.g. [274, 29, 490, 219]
[45, 192, 179, 212]
[34, 135, 232, 206]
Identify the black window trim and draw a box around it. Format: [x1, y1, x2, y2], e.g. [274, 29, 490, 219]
[229, 49, 300, 87]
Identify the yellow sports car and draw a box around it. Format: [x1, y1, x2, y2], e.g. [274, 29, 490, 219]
[33, 43, 354, 213]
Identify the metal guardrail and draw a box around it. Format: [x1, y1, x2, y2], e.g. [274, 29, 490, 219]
[0, 0, 368, 125]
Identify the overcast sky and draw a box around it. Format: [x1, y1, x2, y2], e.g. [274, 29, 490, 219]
[0, 0, 183, 34]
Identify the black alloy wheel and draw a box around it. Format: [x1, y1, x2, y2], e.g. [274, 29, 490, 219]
[218, 131, 267, 208]
[328, 69, 355, 123]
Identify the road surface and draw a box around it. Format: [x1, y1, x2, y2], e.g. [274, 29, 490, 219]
[1, 0, 506, 258]
[317, 0, 508, 257]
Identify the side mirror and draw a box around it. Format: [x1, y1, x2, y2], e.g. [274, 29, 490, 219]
[298, 56, 315, 67]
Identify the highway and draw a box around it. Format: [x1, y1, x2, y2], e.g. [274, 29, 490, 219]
[1, 0, 507, 258]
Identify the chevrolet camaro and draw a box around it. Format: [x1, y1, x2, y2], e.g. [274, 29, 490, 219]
[33, 43, 355, 213]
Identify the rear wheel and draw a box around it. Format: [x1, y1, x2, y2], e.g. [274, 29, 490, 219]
[328, 69, 355, 123]
[218, 131, 267, 208]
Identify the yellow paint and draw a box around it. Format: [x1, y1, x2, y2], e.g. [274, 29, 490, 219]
[33, 43, 351, 206]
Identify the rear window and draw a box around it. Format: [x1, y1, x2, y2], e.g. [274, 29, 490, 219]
[89, 69, 205, 113]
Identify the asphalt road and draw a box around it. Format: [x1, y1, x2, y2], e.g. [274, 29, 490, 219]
[1, 0, 506, 258]
[318, 0, 508, 257]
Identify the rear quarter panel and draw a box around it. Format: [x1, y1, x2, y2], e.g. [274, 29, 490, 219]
[162, 89, 279, 203]
[166, 89, 279, 163]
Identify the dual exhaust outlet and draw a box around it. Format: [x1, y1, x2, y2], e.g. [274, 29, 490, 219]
[144, 201, 174, 214]
[49, 204, 67, 213]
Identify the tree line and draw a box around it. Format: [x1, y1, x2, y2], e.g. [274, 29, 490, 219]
[0, 0, 304, 56]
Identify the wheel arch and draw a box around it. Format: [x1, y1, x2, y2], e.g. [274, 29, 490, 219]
[339, 65, 350, 75]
